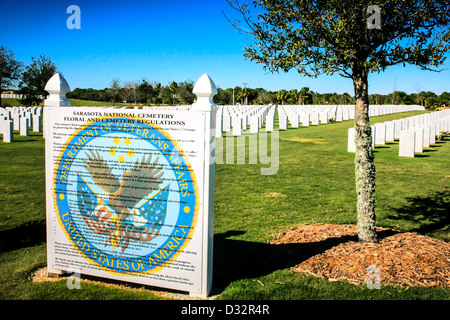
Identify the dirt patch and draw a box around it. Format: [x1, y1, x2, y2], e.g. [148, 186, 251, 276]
[30, 267, 217, 300]
[270, 224, 450, 287]
[263, 192, 286, 198]
[281, 137, 329, 144]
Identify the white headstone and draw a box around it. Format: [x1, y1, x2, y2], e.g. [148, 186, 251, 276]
[336, 108, 343, 122]
[33, 115, 42, 132]
[385, 121, 394, 142]
[343, 109, 349, 121]
[371, 125, 376, 149]
[266, 113, 274, 132]
[250, 116, 259, 133]
[421, 125, 430, 148]
[399, 130, 415, 157]
[393, 120, 402, 140]
[215, 112, 223, 138]
[290, 114, 299, 128]
[20, 117, 29, 136]
[413, 127, 424, 153]
[301, 113, 310, 127]
[3, 120, 13, 143]
[232, 116, 242, 136]
[374, 122, 386, 145]
[223, 115, 231, 132]
[348, 127, 355, 152]
[311, 112, 319, 125]
[14, 114, 20, 131]
[278, 113, 287, 130]
[319, 111, 328, 124]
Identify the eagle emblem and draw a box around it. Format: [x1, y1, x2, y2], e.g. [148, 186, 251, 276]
[77, 150, 169, 252]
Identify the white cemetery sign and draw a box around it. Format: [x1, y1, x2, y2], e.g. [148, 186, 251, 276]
[45, 73, 216, 298]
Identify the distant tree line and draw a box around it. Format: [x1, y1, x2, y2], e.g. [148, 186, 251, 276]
[66, 82, 450, 110]
[213, 86, 449, 109]
[2, 46, 448, 109]
[67, 79, 197, 106]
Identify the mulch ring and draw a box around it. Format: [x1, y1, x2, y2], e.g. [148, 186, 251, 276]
[270, 224, 450, 288]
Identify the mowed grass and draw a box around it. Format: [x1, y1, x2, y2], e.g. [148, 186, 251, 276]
[0, 109, 449, 300]
[215, 110, 449, 242]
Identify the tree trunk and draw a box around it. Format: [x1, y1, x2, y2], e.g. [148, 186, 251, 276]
[353, 67, 377, 243]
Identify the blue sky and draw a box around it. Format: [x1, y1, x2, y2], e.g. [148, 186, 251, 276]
[1, 0, 449, 95]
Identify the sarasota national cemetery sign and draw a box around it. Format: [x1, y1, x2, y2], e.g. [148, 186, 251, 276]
[45, 81, 216, 297]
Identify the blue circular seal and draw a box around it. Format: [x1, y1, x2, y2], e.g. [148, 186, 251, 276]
[53, 115, 199, 275]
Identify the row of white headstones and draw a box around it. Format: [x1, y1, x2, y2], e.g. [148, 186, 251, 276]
[215, 104, 425, 137]
[347, 109, 450, 157]
[0, 106, 43, 142]
[1, 103, 426, 144]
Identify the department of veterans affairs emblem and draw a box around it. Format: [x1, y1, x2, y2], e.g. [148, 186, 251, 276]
[53, 115, 199, 275]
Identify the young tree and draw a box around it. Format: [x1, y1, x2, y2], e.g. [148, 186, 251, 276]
[177, 80, 196, 105]
[136, 79, 155, 105]
[169, 81, 178, 105]
[19, 55, 58, 106]
[109, 78, 121, 106]
[20, 55, 58, 105]
[226, 0, 450, 242]
[299, 87, 313, 105]
[20, 55, 59, 106]
[0, 46, 23, 107]
[276, 89, 288, 105]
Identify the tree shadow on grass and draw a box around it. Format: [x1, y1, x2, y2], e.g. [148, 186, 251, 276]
[212, 228, 397, 293]
[9, 139, 39, 143]
[386, 189, 450, 236]
[0, 220, 46, 253]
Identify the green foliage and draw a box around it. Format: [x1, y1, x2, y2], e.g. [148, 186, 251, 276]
[214, 88, 234, 105]
[176, 80, 196, 105]
[68, 79, 197, 106]
[0, 46, 23, 106]
[67, 88, 113, 102]
[226, 0, 450, 78]
[18, 55, 58, 106]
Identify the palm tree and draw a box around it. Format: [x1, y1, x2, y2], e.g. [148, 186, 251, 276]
[237, 87, 253, 105]
[276, 89, 288, 105]
[289, 89, 299, 104]
[169, 81, 178, 105]
[299, 87, 311, 105]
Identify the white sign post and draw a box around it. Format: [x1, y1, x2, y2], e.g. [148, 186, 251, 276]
[45, 73, 216, 298]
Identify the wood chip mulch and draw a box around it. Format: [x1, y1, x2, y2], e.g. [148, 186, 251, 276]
[270, 224, 450, 287]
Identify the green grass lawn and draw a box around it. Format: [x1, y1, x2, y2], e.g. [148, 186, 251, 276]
[0, 109, 449, 300]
